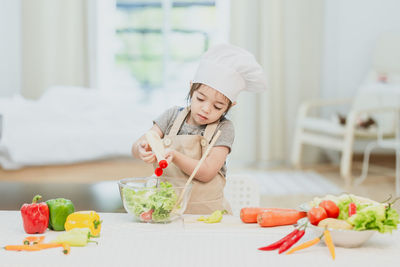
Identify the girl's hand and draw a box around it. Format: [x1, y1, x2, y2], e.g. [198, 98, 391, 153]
[164, 148, 175, 165]
[137, 141, 156, 164]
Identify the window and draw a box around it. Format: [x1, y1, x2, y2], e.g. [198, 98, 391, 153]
[91, 0, 229, 105]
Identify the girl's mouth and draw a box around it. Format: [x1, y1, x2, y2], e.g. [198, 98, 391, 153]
[197, 114, 207, 120]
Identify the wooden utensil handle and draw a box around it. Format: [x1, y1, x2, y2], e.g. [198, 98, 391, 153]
[145, 130, 166, 163]
[175, 130, 222, 207]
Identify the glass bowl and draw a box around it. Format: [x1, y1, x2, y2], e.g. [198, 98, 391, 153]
[297, 217, 375, 248]
[118, 177, 193, 223]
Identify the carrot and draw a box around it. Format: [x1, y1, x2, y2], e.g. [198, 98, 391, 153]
[4, 245, 43, 251]
[35, 243, 64, 249]
[257, 210, 307, 227]
[23, 235, 45, 245]
[324, 229, 335, 260]
[286, 236, 321, 254]
[61, 243, 71, 255]
[240, 207, 301, 223]
[4, 242, 70, 254]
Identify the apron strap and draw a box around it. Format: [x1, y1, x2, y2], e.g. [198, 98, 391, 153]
[168, 107, 190, 136]
[203, 121, 219, 143]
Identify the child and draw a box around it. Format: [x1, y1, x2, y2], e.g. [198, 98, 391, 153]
[132, 44, 267, 214]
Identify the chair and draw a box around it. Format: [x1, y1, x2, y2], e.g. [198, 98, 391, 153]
[355, 107, 400, 196]
[291, 33, 400, 188]
[224, 175, 260, 216]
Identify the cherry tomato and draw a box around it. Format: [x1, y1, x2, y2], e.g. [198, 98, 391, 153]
[155, 167, 163, 177]
[159, 160, 168, 169]
[140, 209, 154, 222]
[307, 206, 328, 225]
[319, 200, 340, 218]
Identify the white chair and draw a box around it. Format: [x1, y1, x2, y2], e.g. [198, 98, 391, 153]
[291, 33, 400, 188]
[355, 107, 400, 196]
[224, 175, 260, 216]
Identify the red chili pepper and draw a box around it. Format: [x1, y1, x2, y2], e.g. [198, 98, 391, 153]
[20, 195, 49, 234]
[278, 229, 305, 254]
[258, 229, 299, 251]
[348, 202, 357, 216]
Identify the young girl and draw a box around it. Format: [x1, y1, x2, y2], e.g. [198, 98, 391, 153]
[132, 44, 267, 214]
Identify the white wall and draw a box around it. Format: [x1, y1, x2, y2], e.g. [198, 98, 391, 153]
[0, 0, 21, 97]
[321, 0, 400, 103]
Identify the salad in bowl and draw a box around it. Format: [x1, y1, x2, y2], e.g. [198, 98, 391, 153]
[118, 177, 193, 223]
[299, 194, 399, 247]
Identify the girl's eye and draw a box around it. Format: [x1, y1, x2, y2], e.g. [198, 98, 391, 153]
[196, 97, 204, 102]
[214, 106, 222, 110]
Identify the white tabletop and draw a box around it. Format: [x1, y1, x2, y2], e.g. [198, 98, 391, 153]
[1, 211, 399, 267]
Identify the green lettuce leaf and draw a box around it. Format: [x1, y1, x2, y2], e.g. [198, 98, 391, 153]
[346, 204, 399, 233]
[122, 181, 178, 222]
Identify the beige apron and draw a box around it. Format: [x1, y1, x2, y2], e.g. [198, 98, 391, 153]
[159, 107, 232, 215]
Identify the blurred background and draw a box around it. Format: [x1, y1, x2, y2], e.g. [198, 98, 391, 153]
[1, 0, 399, 212]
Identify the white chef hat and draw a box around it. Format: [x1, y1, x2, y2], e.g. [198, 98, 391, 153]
[192, 43, 267, 102]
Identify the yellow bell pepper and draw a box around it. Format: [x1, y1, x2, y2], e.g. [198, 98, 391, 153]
[64, 211, 102, 237]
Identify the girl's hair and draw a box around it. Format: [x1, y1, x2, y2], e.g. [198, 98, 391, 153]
[186, 83, 233, 116]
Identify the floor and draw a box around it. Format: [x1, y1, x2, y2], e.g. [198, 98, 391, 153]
[0, 157, 398, 212]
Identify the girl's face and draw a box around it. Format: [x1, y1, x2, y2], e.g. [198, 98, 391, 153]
[188, 84, 230, 126]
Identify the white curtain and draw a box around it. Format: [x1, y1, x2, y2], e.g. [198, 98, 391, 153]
[229, 0, 324, 166]
[21, 0, 89, 99]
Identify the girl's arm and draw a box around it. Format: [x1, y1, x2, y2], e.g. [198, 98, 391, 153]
[166, 146, 229, 182]
[132, 124, 164, 163]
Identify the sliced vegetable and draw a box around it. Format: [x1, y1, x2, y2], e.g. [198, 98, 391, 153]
[317, 218, 353, 230]
[257, 210, 306, 227]
[140, 209, 154, 222]
[197, 210, 227, 223]
[348, 202, 357, 217]
[23, 236, 46, 245]
[122, 181, 178, 222]
[347, 204, 399, 233]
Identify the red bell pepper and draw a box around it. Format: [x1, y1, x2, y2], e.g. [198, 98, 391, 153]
[20, 195, 49, 234]
[348, 202, 357, 217]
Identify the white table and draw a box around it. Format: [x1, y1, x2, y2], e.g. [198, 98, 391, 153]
[1, 211, 399, 267]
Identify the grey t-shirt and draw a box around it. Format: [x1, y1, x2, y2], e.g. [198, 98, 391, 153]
[153, 106, 234, 176]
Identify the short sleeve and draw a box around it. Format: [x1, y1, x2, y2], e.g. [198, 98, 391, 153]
[213, 119, 235, 153]
[153, 106, 180, 135]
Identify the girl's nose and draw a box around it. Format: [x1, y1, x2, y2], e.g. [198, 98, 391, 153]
[201, 103, 211, 113]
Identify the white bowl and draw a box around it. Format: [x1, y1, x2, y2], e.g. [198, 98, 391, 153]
[298, 218, 375, 248]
